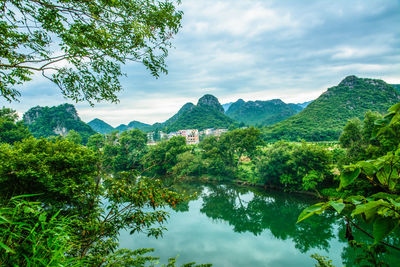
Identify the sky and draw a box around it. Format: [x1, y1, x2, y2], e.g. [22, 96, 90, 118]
[2, 0, 400, 127]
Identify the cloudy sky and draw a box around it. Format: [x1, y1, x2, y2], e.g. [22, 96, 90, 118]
[2, 0, 400, 127]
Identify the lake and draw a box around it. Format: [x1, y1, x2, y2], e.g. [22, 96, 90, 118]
[119, 183, 399, 266]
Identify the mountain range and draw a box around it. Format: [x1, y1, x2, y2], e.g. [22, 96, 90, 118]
[20, 75, 400, 142]
[225, 99, 303, 126]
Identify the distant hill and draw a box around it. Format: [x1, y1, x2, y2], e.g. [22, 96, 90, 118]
[116, 120, 151, 132]
[222, 102, 233, 112]
[88, 118, 114, 134]
[263, 76, 400, 142]
[164, 94, 235, 132]
[295, 101, 313, 109]
[23, 104, 96, 143]
[226, 99, 303, 126]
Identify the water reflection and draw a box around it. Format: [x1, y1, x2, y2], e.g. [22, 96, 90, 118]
[196, 184, 337, 253]
[119, 183, 399, 266]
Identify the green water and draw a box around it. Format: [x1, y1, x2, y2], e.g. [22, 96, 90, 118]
[119, 183, 399, 266]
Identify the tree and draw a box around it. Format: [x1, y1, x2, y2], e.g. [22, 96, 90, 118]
[0, 107, 31, 144]
[0, 0, 183, 103]
[65, 129, 82, 144]
[143, 136, 189, 177]
[298, 103, 400, 260]
[103, 129, 148, 173]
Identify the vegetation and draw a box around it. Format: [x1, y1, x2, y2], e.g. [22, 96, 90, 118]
[87, 118, 115, 134]
[226, 98, 303, 126]
[23, 104, 96, 144]
[298, 102, 400, 265]
[0, 107, 31, 144]
[256, 141, 335, 194]
[163, 94, 236, 132]
[116, 120, 152, 132]
[263, 76, 400, 142]
[0, 0, 183, 103]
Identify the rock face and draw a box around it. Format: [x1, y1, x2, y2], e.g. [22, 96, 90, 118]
[23, 103, 95, 143]
[197, 94, 224, 113]
[264, 75, 400, 142]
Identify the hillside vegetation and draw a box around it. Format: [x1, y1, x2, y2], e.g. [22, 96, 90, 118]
[263, 76, 400, 141]
[164, 94, 236, 132]
[226, 99, 302, 126]
[88, 118, 115, 134]
[23, 104, 96, 143]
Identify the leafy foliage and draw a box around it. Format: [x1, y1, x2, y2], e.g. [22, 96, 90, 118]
[102, 129, 148, 173]
[263, 76, 400, 142]
[0, 0, 183, 103]
[0, 107, 31, 144]
[0, 196, 86, 266]
[256, 141, 334, 192]
[298, 102, 400, 260]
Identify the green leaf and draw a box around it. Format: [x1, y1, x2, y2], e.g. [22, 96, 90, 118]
[328, 200, 345, 214]
[39, 213, 46, 222]
[356, 161, 377, 177]
[352, 200, 387, 217]
[0, 241, 15, 254]
[373, 217, 399, 244]
[339, 167, 361, 189]
[297, 203, 327, 223]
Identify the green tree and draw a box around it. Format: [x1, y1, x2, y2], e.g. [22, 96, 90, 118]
[65, 129, 82, 144]
[103, 129, 148, 173]
[0, 0, 183, 103]
[0, 138, 192, 265]
[143, 136, 189, 177]
[298, 102, 400, 261]
[0, 107, 31, 144]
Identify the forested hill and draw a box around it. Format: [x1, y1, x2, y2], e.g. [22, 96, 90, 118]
[263, 75, 400, 142]
[116, 121, 151, 132]
[163, 94, 235, 132]
[226, 99, 303, 126]
[23, 104, 96, 143]
[88, 118, 115, 134]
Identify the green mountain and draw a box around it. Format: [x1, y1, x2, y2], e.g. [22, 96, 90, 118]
[226, 99, 303, 126]
[164, 102, 195, 126]
[23, 104, 96, 143]
[164, 94, 235, 132]
[116, 120, 151, 132]
[88, 118, 114, 134]
[263, 76, 400, 142]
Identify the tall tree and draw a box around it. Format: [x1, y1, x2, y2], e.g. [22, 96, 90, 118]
[0, 0, 183, 103]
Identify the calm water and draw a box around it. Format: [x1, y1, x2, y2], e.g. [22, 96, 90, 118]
[119, 183, 399, 266]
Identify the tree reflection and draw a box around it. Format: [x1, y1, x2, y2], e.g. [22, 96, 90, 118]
[199, 184, 336, 253]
